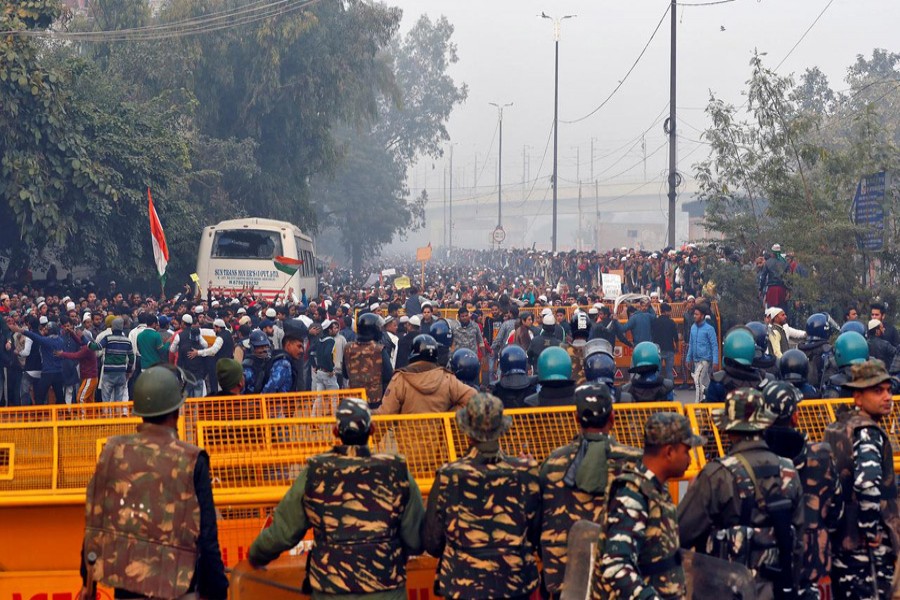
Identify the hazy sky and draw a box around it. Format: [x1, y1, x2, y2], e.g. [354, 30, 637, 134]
[390, 0, 900, 197]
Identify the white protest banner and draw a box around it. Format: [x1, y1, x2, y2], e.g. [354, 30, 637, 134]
[601, 273, 623, 299]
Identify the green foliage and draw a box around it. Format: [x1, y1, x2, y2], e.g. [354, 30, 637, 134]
[0, 0, 114, 269]
[312, 14, 467, 272]
[697, 50, 900, 324]
[1, 0, 465, 286]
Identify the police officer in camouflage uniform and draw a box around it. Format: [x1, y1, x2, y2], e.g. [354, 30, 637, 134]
[592, 412, 703, 599]
[81, 366, 228, 600]
[678, 388, 804, 600]
[344, 313, 394, 409]
[424, 393, 541, 600]
[760, 380, 843, 599]
[820, 330, 869, 398]
[824, 360, 898, 600]
[249, 398, 424, 599]
[619, 342, 675, 402]
[540, 383, 642, 599]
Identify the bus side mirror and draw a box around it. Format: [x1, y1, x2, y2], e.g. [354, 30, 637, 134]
[317, 266, 324, 274]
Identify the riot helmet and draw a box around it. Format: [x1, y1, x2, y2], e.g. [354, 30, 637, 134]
[450, 349, 480, 384]
[430, 319, 453, 347]
[570, 311, 591, 340]
[777, 349, 810, 383]
[744, 321, 769, 353]
[133, 366, 187, 417]
[584, 352, 617, 383]
[630, 342, 661, 373]
[723, 329, 755, 367]
[839, 320, 866, 337]
[805, 313, 832, 341]
[499, 345, 528, 376]
[583, 338, 614, 360]
[537, 346, 573, 382]
[409, 334, 439, 364]
[834, 331, 869, 368]
[357, 312, 385, 342]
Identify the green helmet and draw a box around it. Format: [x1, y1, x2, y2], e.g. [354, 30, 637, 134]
[631, 342, 661, 372]
[724, 329, 755, 367]
[537, 346, 572, 382]
[723, 387, 777, 433]
[132, 366, 187, 417]
[834, 331, 869, 368]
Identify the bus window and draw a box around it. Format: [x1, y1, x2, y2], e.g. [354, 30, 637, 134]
[212, 230, 283, 260]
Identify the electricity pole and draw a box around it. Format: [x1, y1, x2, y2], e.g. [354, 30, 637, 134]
[541, 12, 576, 252]
[666, 0, 677, 247]
[449, 145, 454, 249]
[490, 102, 513, 229]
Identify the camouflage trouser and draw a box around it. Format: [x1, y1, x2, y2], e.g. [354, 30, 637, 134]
[832, 543, 895, 600]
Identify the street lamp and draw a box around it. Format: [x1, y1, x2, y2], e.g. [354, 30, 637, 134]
[540, 12, 576, 252]
[489, 101, 513, 231]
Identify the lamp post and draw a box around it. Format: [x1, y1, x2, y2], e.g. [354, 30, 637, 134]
[541, 12, 576, 252]
[489, 102, 513, 230]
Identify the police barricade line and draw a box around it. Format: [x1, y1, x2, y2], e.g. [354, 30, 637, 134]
[0, 397, 892, 505]
[0, 418, 143, 494]
[0, 388, 367, 430]
[0, 401, 133, 424]
[195, 414, 450, 495]
[686, 398, 873, 471]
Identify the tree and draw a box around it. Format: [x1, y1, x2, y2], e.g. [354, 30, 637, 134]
[696, 51, 899, 324]
[156, 0, 403, 227]
[313, 14, 467, 272]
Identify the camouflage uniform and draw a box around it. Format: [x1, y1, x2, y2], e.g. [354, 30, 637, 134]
[824, 360, 899, 600]
[592, 413, 703, 600]
[539, 384, 642, 596]
[565, 343, 586, 385]
[424, 394, 541, 599]
[83, 422, 228, 599]
[344, 341, 390, 408]
[249, 398, 424, 600]
[678, 389, 804, 599]
[761, 380, 843, 599]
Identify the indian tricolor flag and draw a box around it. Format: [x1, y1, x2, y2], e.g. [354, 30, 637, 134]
[274, 255, 303, 276]
[148, 188, 169, 285]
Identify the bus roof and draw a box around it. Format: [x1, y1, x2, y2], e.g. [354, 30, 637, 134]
[204, 218, 313, 243]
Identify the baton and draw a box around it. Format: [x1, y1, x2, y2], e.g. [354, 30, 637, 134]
[85, 551, 98, 600]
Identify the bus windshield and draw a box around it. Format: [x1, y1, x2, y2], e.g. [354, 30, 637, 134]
[212, 229, 283, 260]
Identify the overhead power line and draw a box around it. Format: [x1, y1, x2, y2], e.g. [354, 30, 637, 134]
[2, 0, 321, 42]
[775, 0, 835, 71]
[561, 4, 670, 124]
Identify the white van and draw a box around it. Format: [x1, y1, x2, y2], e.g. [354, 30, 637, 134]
[196, 218, 318, 300]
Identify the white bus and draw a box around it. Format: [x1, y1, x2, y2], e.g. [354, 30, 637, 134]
[196, 218, 318, 299]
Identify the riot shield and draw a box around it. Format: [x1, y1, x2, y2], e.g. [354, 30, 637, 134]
[560, 520, 601, 600]
[683, 549, 756, 600]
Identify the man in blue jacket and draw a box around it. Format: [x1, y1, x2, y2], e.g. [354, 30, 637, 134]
[685, 306, 719, 403]
[11, 317, 66, 404]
